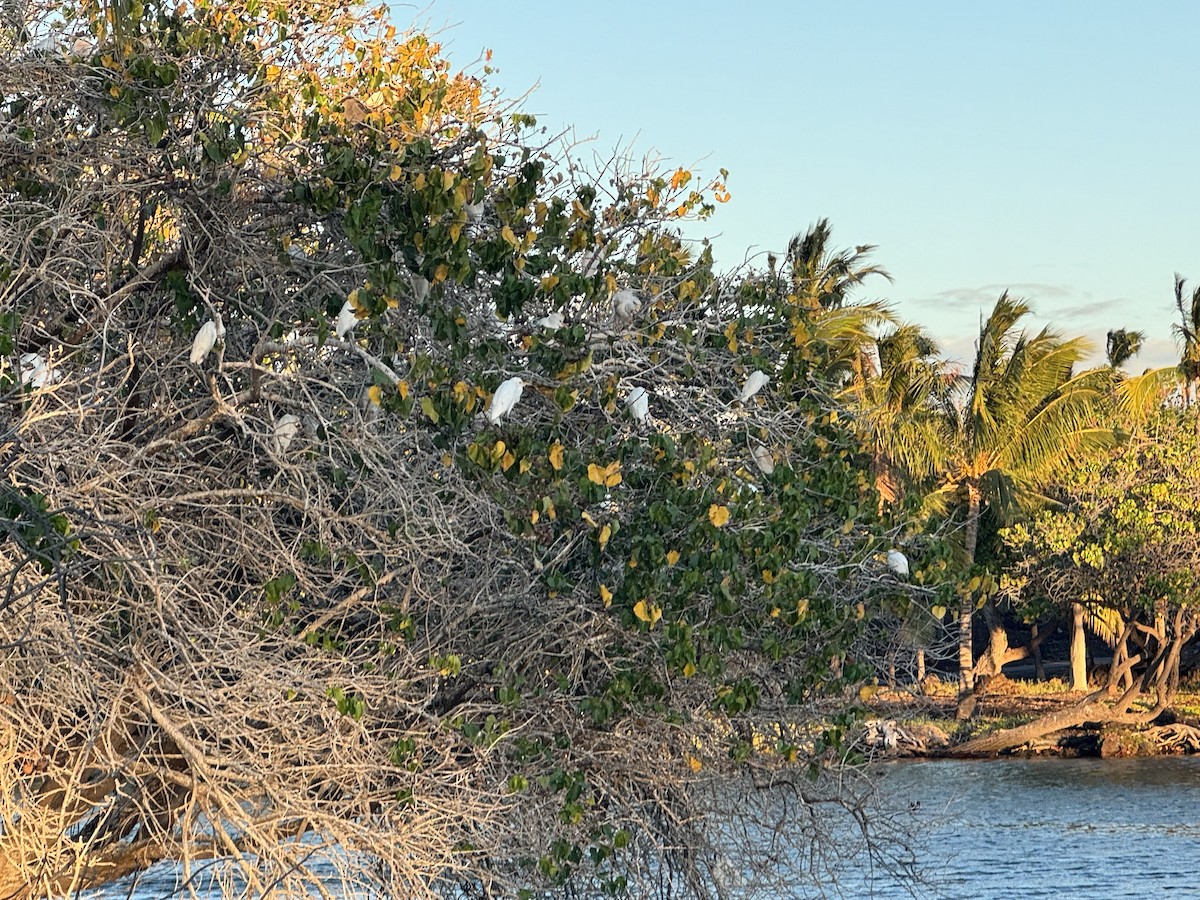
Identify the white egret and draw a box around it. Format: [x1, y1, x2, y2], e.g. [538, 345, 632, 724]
[18, 353, 58, 388]
[738, 369, 769, 403]
[612, 289, 642, 326]
[751, 444, 774, 475]
[887, 549, 910, 578]
[487, 376, 524, 425]
[411, 274, 430, 304]
[535, 311, 565, 330]
[273, 414, 301, 455]
[626, 387, 649, 424]
[190, 320, 218, 364]
[335, 300, 358, 340]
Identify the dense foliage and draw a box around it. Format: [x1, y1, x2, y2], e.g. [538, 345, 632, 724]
[0, 1, 941, 897]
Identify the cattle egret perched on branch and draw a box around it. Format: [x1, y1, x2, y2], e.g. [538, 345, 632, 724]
[536, 311, 564, 330]
[488, 377, 524, 425]
[411, 274, 430, 304]
[626, 387, 649, 424]
[887, 549, 909, 578]
[739, 370, 769, 403]
[273, 414, 301, 455]
[190, 320, 218, 364]
[335, 300, 358, 339]
[613, 290, 642, 325]
[19, 353, 58, 388]
[751, 445, 774, 475]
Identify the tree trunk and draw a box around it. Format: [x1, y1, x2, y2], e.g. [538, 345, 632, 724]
[959, 483, 981, 692]
[1031, 622, 1046, 682]
[1070, 602, 1088, 690]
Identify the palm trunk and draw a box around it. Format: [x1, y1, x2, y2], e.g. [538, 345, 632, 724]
[1070, 602, 1088, 690]
[959, 483, 981, 691]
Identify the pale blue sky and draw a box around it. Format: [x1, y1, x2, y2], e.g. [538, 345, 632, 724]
[413, 1, 1199, 370]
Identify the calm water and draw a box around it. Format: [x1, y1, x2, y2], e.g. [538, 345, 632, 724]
[854, 757, 1200, 899]
[79, 757, 1200, 899]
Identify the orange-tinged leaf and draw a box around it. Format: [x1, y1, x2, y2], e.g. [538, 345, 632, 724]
[666, 550, 680, 566]
[634, 599, 663, 628]
[687, 755, 702, 771]
[549, 443, 564, 471]
[530, 509, 539, 524]
[501, 450, 517, 471]
[367, 385, 382, 406]
[707, 504, 731, 528]
[587, 460, 623, 487]
[670, 168, 691, 190]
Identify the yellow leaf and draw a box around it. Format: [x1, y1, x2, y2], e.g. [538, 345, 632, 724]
[397, 380, 410, 400]
[724, 321, 738, 353]
[530, 509, 539, 525]
[598, 523, 611, 549]
[707, 504, 731, 528]
[549, 442, 564, 471]
[367, 385, 382, 406]
[449, 222, 463, 243]
[762, 569, 776, 584]
[666, 550, 680, 567]
[687, 755, 702, 772]
[600, 584, 613, 607]
[419, 397, 439, 423]
[646, 186, 660, 207]
[634, 599, 664, 628]
[604, 272, 618, 296]
[931, 605, 947, 620]
[581, 511, 598, 528]
[501, 225, 519, 248]
[413, 172, 426, 191]
[587, 460, 622, 487]
[540, 274, 560, 292]
[490, 440, 506, 463]
[501, 450, 517, 471]
[682, 662, 696, 678]
[670, 168, 691, 190]
[859, 684, 881, 702]
[519, 458, 532, 474]
[434, 263, 449, 283]
[389, 164, 403, 181]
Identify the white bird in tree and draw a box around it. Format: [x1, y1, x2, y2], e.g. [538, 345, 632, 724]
[887, 549, 910, 578]
[18, 353, 58, 388]
[626, 387, 649, 424]
[751, 444, 774, 475]
[487, 377, 524, 425]
[738, 369, 769, 403]
[273, 414, 301, 455]
[335, 299, 358, 340]
[535, 311, 565, 330]
[464, 199, 485, 222]
[190, 320, 218, 364]
[612, 290, 642, 326]
[411, 274, 430, 304]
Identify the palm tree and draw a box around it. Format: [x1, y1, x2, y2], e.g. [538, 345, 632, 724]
[784, 218, 891, 310]
[845, 324, 957, 506]
[1173, 273, 1200, 408]
[1105, 328, 1145, 371]
[934, 293, 1115, 692]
